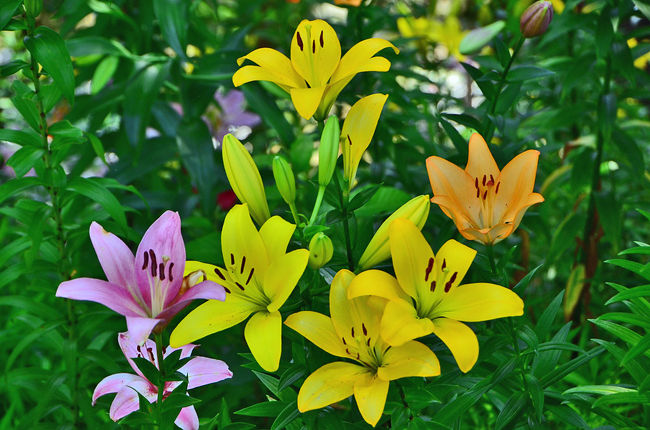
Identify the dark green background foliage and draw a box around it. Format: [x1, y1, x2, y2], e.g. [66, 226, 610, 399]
[0, 0, 649, 428]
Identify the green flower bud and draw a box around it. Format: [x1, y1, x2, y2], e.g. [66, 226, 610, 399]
[520, 1, 553, 38]
[272, 156, 296, 205]
[25, 0, 43, 18]
[358, 195, 430, 270]
[318, 115, 340, 187]
[222, 134, 271, 226]
[308, 232, 334, 270]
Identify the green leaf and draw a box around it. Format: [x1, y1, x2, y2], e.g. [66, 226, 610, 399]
[91, 56, 119, 94]
[0, 59, 29, 76]
[546, 405, 590, 429]
[176, 119, 217, 212]
[270, 401, 300, 430]
[66, 177, 127, 229]
[612, 127, 644, 176]
[354, 186, 411, 218]
[461, 62, 496, 100]
[508, 66, 554, 82]
[539, 346, 605, 388]
[349, 184, 382, 212]
[513, 264, 543, 295]
[235, 401, 286, 417]
[438, 117, 468, 158]
[0, 128, 41, 147]
[153, 0, 188, 58]
[563, 264, 585, 321]
[0, 177, 42, 205]
[535, 291, 563, 339]
[633, 0, 650, 19]
[589, 319, 643, 346]
[592, 391, 650, 408]
[0, 0, 22, 31]
[11, 83, 40, 132]
[604, 283, 650, 304]
[494, 82, 521, 114]
[459, 21, 505, 54]
[66, 36, 133, 58]
[24, 26, 75, 103]
[623, 333, 650, 365]
[494, 392, 525, 430]
[242, 85, 295, 144]
[6, 146, 44, 177]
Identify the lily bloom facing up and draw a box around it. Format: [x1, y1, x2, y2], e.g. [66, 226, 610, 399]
[285, 270, 440, 427]
[170, 204, 309, 372]
[93, 332, 232, 429]
[56, 212, 226, 344]
[233, 19, 398, 120]
[348, 218, 524, 373]
[426, 133, 544, 245]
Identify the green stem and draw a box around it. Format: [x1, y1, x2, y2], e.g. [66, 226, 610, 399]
[289, 202, 301, 226]
[154, 331, 166, 429]
[484, 37, 525, 143]
[340, 184, 355, 271]
[307, 185, 326, 226]
[486, 244, 497, 278]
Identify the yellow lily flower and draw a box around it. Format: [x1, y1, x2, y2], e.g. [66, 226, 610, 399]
[285, 269, 440, 427]
[232, 19, 398, 120]
[348, 218, 524, 373]
[169, 204, 309, 372]
[426, 133, 544, 245]
[340, 94, 388, 189]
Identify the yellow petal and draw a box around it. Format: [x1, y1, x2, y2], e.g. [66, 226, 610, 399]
[430, 239, 476, 299]
[265, 249, 309, 312]
[234, 47, 304, 88]
[347, 270, 411, 303]
[340, 94, 388, 186]
[380, 299, 434, 346]
[284, 311, 348, 358]
[222, 136, 271, 226]
[430, 317, 478, 373]
[433, 282, 524, 322]
[388, 218, 434, 301]
[358, 195, 430, 270]
[290, 86, 326, 120]
[331, 38, 399, 84]
[259, 215, 296, 264]
[298, 361, 368, 412]
[184, 260, 217, 278]
[377, 340, 440, 381]
[353, 373, 389, 427]
[169, 295, 257, 347]
[244, 310, 282, 372]
[494, 150, 543, 222]
[290, 19, 341, 87]
[465, 133, 500, 182]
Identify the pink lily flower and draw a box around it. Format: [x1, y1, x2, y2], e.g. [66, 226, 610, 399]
[92, 332, 233, 429]
[56, 211, 226, 344]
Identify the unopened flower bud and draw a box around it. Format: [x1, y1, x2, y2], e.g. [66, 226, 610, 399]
[520, 1, 553, 38]
[358, 195, 430, 270]
[318, 116, 340, 187]
[273, 156, 297, 205]
[222, 134, 270, 226]
[308, 233, 334, 269]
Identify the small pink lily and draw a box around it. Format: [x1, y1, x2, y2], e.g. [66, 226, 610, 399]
[56, 211, 226, 344]
[93, 332, 233, 429]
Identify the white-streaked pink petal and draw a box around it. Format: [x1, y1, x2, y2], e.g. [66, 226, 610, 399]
[163, 343, 197, 360]
[118, 332, 159, 378]
[178, 357, 233, 390]
[89, 222, 140, 303]
[56, 278, 144, 317]
[135, 211, 186, 312]
[125, 317, 162, 347]
[156, 280, 226, 323]
[109, 380, 156, 421]
[92, 373, 142, 405]
[175, 405, 199, 430]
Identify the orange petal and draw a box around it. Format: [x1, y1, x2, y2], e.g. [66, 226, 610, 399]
[493, 150, 542, 222]
[465, 133, 499, 182]
[426, 156, 476, 224]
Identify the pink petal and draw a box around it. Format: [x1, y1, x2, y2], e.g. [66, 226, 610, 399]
[163, 343, 197, 360]
[109, 380, 157, 421]
[178, 356, 233, 390]
[92, 373, 141, 405]
[125, 317, 163, 347]
[134, 211, 186, 312]
[56, 278, 143, 317]
[119, 331, 159, 378]
[89, 222, 141, 304]
[156, 280, 226, 323]
[175, 405, 199, 430]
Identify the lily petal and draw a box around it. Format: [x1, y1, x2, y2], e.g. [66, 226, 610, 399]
[157, 280, 226, 323]
[170, 295, 258, 348]
[244, 310, 282, 372]
[430, 317, 478, 373]
[433, 282, 524, 322]
[178, 357, 233, 389]
[164, 343, 197, 360]
[285, 311, 348, 358]
[265, 249, 309, 312]
[290, 19, 341, 87]
[426, 156, 476, 221]
[431, 239, 476, 297]
[380, 298, 434, 346]
[259, 215, 296, 264]
[297, 361, 369, 412]
[175, 405, 199, 430]
[353, 372, 390, 427]
[109, 381, 156, 421]
[290, 86, 326, 120]
[92, 373, 142, 405]
[347, 270, 410, 303]
[377, 340, 440, 381]
[465, 133, 500, 181]
[56, 278, 143, 317]
[494, 150, 543, 222]
[89, 222, 138, 300]
[126, 316, 163, 346]
[118, 332, 159, 376]
[331, 38, 398, 83]
[233, 48, 304, 88]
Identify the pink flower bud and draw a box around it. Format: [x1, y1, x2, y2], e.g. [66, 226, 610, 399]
[520, 1, 554, 38]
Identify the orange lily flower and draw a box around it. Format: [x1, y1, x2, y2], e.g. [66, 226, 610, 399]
[426, 133, 544, 245]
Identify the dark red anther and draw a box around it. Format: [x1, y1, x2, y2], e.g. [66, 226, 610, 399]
[366, 338, 371, 346]
[235, 282, 245, 291]
[495, 182, 500, 194]
[351, 327, 355, 338]
[223, 286, 231, 294]
[312, 40, 316, 53]
[168, 262, 174, 282]
[320, 30, 324, 47]
[240, 256, 246, 274]
[430, 281, 436, 292]
[362, 323, 367, 336]
[425, 257, 434, 281]
[342, 337, 346, 345]
[214, 267, 226, 280]
[482, 175, 486, 186]
[159, 263, 165, 281]
[142, 251, 149, 270]
[246, 267, 254, 285]
[149, 250, 157, 277]
[474, 177, 479, 189]
[442, 259, 447, 270]
[482, 190, 487, 200]
[444, 272, 458, 292]
[488, 174, 495, 186]
[345, 348, 350, 354]
[296, 32, 304, 51]
[230, 253, 235, 265]
[476, 188, 480, 198]
[347, 135, 352, 145]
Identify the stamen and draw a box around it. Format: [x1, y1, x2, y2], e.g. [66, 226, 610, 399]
[342, 337, 346, 345]
[351, 327, 355, 338]
[356, 353, 360, 360]
[214, 267, 226, 280]
[345, 348, 350, 354]
[312, 40, 315, 53]
[424, 257, 434, 281]
[362, 323, 367, 336]
[366, 338, 371, 346]
[149, 250, 157, 277]
[482, 190, 487, 200]
[223, 286, 231, 294]
[442, 259, 447, 270]
[482, 175, 486, 186]
[230, 253, 235, 265]
[347, 135, 352, 145]
[495, 182, 500, 194]
[430, 281, 436, 292]
[445, 272, 458, 292]
[296, 32, 303, 51]
[235, 282, 245, 291]
[488, 174, 495, 185]
[147, 347, 155, 362]
[319, 30, 324, 47]
[476, 188, 480, 198]
[142, 251, 149, 270]
[474, 177, 478, 189]
[240, 256, 246, 274]
[159, 263, 165, 281]
[246, 267, 254, 285]
[168, 262, 174, 282]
